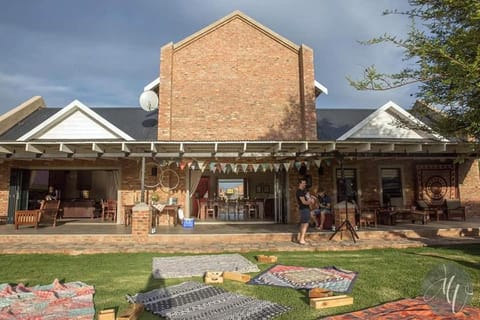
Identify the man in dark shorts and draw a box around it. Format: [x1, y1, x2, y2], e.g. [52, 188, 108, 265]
[296, 178, 313, 245]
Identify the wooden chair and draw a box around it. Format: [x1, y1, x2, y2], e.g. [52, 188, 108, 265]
[444, 199, 466, 221]
[246, 201, 257, 219]
[102, 199, 117, 222]
[39, 200, 60, 227]
[206, 199, 216, 219]
[15, 210, 40, 229]
[359, 200, 380, 228]
[416, 199, 442, 221]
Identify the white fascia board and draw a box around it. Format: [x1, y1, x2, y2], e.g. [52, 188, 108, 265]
[337, 100, 448, 142]
[144, 77, 160, 92]
[314, 80, 328, 96]
[18, 99, 134, 141]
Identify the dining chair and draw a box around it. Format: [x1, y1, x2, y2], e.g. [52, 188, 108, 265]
[206, 199, 216, 219]
[103, 199, 117, 222]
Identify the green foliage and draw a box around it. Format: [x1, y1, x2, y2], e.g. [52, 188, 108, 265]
[348, 0, 480, 140]
[0, 246, 479, 319]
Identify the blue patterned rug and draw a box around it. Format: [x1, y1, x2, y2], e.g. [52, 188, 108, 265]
[127, 281, 291, 320]
[248, 264, 358, 293]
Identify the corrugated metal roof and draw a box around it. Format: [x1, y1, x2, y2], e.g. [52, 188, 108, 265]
[316, 108, 376, 140]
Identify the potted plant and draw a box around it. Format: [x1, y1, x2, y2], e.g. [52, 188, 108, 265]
[150, 193, 159, 204]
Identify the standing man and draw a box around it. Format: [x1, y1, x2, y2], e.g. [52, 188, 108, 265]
[296, 178, 314, 245]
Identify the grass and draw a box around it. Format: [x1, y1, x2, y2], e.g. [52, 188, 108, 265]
[0, 244, 479, 319]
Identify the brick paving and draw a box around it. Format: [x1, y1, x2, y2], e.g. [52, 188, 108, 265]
[0, 218, 479, 255]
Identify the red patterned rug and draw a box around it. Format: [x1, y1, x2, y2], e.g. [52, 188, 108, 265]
[322, 297, 480, 319]
[248, 265, 358, 293]
[0, 279, 95, 319]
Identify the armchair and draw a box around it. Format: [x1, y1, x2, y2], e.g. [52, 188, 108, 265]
[444, 199, 466, 221]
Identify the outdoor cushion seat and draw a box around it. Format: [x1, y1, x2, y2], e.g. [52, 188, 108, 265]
[444, 199, 466, 221]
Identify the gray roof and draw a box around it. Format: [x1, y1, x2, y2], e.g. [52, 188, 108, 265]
[316, 108, 376, 140]
[0, 108, 158, 141]
[1, 107, 376, 141]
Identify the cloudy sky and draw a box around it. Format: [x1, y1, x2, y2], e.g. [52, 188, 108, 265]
[0, 0, 417, 115]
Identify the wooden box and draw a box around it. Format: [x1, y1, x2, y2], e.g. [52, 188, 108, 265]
[118, 303, 144, 320]
[204, 271, 223, 284]
[98, 309, 115, 320]
[222, 271, 251, 283]
[310, 295, 353, 309]
[256, 255, 277, 263]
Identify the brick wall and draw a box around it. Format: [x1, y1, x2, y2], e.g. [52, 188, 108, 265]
[0, 162, 11, 215]
[458, 159, 480, 216]
[158, 14, 316, 141]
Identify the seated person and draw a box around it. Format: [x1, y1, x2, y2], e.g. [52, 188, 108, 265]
[45, 186, 59, 201]
[312, 189, 332, 230]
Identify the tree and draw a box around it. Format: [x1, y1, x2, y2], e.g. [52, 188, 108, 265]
[348, 0, 480, 140]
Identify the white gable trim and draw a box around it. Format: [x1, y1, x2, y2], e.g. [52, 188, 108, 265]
[315, 80, 328, 96]
[17, 99, 134, 141]
[144, 77, 160, 91]
[337, 101, 447, 141]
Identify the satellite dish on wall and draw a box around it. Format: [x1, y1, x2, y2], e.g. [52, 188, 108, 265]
[139, 90, 159, 111]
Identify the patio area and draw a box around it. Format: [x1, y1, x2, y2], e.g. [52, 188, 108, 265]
[0, 216, 479, 255]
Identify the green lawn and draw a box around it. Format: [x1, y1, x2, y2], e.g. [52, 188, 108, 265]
[1, 244, 479, 319]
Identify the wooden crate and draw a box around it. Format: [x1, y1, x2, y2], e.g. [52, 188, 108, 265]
[256, 255, 277, 263]
[222, 271, 251, 283]
[118, 303, 144, 320]
[98, 309, 115, 320]
[310, 295, 353, 309]
[204, 271, 223, 284]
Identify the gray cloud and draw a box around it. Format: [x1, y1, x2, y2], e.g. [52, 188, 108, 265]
[0, 0, 417, 114]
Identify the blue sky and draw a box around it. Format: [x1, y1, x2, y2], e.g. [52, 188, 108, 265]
[0, 0, 416, 115]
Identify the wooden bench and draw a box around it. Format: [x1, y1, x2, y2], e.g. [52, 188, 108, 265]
[15, 210, 40, 229]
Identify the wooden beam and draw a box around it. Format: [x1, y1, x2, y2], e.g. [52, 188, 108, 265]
[121, 143, 130, 153]
[59, 143, 73, 153]
[0, 145, 12, 154]
[92, 143, 104, 153]
[25, 143, 42, 153]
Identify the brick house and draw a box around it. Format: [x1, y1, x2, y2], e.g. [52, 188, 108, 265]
[0, 11, 478, 227]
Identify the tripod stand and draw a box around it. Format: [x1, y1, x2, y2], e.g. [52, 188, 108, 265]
[329, 158, 359, 243]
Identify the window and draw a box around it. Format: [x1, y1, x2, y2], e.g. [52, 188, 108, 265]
[218, 179, 245, 199]
[336, 169, 357, 202]
[381, 168, 402, 206]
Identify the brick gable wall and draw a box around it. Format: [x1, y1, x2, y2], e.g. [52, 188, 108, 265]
[158, 16, 316, 141]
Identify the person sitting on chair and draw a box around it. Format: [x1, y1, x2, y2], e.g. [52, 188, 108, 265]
[45, 186, 58, 201]
[314, 189, 331, 230]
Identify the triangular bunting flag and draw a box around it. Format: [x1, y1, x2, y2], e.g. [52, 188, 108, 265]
[283, 162, 291, 172]
[273, 163, 281, 172]
[209, 162, 217, 172]
[314, 159, 322, 168]
[241, 163, 249, 172]
[252, 163, 260, 172]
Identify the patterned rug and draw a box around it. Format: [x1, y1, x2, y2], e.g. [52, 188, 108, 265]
[248, 265, 358, 293]
[126, 281, 291, 320]
[0, 279, 95, 319]
[152, 254, 260, 279]
[321, 297, 480, 319]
